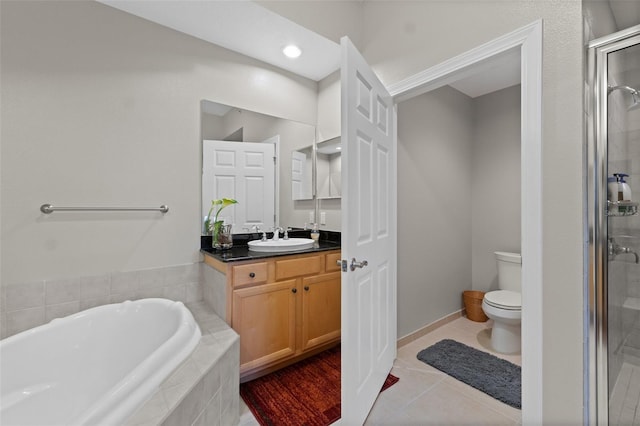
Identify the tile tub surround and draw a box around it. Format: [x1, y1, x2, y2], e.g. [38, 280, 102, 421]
[201, 264, 227, 320]
[124, 301, 240, 426]
[1, 263, 203, 339]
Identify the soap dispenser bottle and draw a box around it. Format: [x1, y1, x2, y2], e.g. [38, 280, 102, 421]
[310, 223, 320, 243]
[613, 173, 632, 201]
[608, 176, 618, 202]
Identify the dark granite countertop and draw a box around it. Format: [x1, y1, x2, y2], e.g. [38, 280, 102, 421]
[200, 229, 341, 263]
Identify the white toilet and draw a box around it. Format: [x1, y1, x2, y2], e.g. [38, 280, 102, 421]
[482, 251, 522, 354]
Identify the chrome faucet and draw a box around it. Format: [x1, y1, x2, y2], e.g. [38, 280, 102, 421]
[609, 237, 639, 263]
[272, 227, 283, 241]
[283, 227, 292, 240]
[250, 225, 268, 241]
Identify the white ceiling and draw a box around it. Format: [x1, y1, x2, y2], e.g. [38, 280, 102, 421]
[449, 48, 521, 98]
[98, 0, 340, 82]
[100, 1, 523, 95]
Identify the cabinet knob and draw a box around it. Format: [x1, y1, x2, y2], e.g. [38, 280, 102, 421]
[291, 288, 297, 294]
[249, 272, 255, 278]
[304, 286, 310, 291]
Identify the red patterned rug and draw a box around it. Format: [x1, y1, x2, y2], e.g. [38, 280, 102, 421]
[240, 345, 399, 426]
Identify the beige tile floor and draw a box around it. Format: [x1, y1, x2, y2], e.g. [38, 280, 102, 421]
[238, 316, 522, 425]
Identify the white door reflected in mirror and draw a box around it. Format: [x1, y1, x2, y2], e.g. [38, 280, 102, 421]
[292, 145, 313, 201]
[202, 140, 275, 233]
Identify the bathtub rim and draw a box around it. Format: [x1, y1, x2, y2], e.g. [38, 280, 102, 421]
[0, 298, 202, 426]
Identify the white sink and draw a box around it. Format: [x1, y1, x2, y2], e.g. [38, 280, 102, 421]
[248, 238, 315, 252]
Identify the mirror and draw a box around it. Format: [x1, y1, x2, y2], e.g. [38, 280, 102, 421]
[291, 145, 314, 201]
[316, 137, 342, 199]
[201, 100, 316, 235]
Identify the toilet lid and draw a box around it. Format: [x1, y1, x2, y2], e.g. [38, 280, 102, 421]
[484, 290, 521, 310]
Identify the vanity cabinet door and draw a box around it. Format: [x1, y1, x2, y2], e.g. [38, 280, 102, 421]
[232, 279, 298, 374]
[300, 272, 341, 351]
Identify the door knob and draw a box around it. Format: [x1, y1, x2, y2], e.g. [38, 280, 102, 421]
[350, 258, 368, 271]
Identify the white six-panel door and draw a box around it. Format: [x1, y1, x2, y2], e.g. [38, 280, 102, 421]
[202, 140, 275, 232]
[291, 150, 312, 200]
[340, 36, 397, 425]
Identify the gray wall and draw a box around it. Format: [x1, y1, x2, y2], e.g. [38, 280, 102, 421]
[397, 86, 474, 337]
[397, 84, 521, 337]
[201, 114, 226, 141]
[471, 85, 521, 292]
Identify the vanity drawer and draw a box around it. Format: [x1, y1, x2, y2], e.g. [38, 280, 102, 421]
[275, 256, 322, 281]
[325, 252, 342, 272]
[232, 262, 268, 287]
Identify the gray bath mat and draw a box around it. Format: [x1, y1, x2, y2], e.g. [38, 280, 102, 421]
[416, 339, 521, 409]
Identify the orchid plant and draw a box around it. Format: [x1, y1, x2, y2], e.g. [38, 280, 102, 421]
[205, 198, 238, 236]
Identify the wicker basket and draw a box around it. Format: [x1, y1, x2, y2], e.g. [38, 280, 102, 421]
[463, 290, 488, 322]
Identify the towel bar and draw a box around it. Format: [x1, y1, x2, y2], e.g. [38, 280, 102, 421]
[40, 204, 169, 214]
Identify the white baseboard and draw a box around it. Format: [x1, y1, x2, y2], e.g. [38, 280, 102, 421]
[397, 309, 463, 348]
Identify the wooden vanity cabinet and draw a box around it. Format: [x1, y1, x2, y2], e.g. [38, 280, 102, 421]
[232, 279, 297, 372]
[301, 272, 341, 351]
[204, 249, 341, 381]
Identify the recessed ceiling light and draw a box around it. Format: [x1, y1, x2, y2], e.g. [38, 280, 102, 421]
[336, 146, 342, 150]
[283, 44, 302, 59]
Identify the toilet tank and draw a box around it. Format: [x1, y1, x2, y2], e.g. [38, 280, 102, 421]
[495, 251, 522, 292]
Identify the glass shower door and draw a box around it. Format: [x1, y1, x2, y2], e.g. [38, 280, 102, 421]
[588, 25, 640, 425]
[606, 40, 640, 425]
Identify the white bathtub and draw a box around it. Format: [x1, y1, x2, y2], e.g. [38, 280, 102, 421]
[0, 298, 202, 426]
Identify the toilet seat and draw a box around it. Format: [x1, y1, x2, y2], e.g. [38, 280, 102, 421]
[484, 290, 521, 311]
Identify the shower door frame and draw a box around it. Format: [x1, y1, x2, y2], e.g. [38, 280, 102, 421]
[587, 24, 640, 426]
